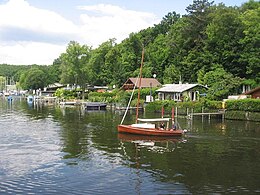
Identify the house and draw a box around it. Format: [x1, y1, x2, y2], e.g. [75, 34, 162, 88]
[87, 85, 109, 92]
[42, 83, 66, 96]
[243, 86, 260, 99]
[122, 78, 161, 90]
[156, 83, 208, 101]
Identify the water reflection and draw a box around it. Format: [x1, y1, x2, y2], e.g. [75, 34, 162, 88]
[118, 133, 185, 153]
[0, 98, 260, 194]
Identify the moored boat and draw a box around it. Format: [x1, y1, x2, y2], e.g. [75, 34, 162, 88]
[117, 48, 184, 137]
[118, 118, 183, 136]
[118, 132, 182, 142]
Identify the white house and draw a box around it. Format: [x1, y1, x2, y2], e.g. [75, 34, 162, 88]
[156, 83, 208, 101]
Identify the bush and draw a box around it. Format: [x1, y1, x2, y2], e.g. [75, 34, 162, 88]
[226, 99, 260, 112]
[131, 98, 145, 107]
[201, 99, 222, 109]
[54, 88, 76, 99]
[114, 88, 159, 106]
[88, 90, 118, 102]
[145, 100, 176, 113]
[145, 99, 223, 114]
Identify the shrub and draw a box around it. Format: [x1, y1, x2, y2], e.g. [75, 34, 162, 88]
[54, 88, 76, 99]
[226, 99, 260, 112]
[145, 100, 176, 113]
[88, 90, 118, 102]
[201, 99, 222, 109]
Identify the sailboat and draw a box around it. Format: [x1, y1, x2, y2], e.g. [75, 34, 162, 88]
[117, 48, 183, 137]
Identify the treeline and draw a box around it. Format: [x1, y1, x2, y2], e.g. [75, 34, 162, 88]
[0, 0, 259, 100]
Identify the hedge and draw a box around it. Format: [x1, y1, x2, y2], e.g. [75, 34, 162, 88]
[145, 100, 222, 113]
[226, 99, 260, 112]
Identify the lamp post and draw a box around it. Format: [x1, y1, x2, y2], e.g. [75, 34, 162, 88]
[149, 74, 156, 102]
[150, 82, 152, 102]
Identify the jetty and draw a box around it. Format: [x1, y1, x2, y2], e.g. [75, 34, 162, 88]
[82, 102, 107, 110]
[187, 110, 225, 120]
[116, 106, 143, 111]
[59, 101, 81, 106]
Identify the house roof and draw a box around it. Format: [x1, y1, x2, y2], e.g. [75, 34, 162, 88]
[47, 83, 66, 89]
[126, 78, 161, 88]
[156, 83, 207, 93]
[243, 86, 260, 95]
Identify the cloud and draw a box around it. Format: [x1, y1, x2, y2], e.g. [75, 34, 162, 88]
[0, 0, 79, 65]
[0, 0, 78, 35]
[78, 4, 159, 47]
[0, 41, 65, 65]
[0, 1, 159, 65]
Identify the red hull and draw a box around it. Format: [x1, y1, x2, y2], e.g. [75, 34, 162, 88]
[118, 133, 182, 142]
[118, 125, 183, 136]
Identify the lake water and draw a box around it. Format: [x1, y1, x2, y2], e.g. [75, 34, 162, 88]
[0, 97, 260, 194]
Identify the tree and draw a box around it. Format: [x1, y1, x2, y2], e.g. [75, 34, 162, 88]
[59, 41, 92, 99]
[200, 68, 242, 100]
[48, 57, 62, 84]
[239, 3, 260, 83]
[19, 67, 46, 90]
[146, 34, 170, 82]
[153, 12, 180, 35]
[0, 76, 5, 91]
[167, 0, 214, 82]
[205, 5, 245, 77]
[88, 39, 115, 85]
[163, 64, 181, 84]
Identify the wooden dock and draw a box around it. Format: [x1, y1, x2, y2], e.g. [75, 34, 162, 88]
[115, 106, 143, 111]
[82, 102, 107, 110]
[187, 110, 225, 120]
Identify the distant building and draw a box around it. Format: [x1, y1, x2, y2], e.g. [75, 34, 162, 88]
[156, 83, 208, 101]
[122, 78, 161, 90]
[87, 85, 109, 92]
[43, 83, 66, 96]
[243, 86, 260, 99]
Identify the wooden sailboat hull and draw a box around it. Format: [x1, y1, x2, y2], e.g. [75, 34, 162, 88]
[118, 133, 182, 142]
[118, 125, 183, 136]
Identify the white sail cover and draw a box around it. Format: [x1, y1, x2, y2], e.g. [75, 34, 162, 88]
[137, 118, 171, 122]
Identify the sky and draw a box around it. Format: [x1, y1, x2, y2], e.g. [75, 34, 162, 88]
[0, 0, 247, 65]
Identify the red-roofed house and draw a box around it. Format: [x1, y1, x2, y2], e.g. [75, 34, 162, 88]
[122, 78, 161, 90]
[243, 86, 260, 99]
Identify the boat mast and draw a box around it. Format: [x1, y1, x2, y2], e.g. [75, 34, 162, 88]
[136, 47, 145, 123]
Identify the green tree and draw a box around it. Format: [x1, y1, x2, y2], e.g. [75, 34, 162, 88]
[0, 76, 5, 91]
[88, 39, 115, 85]
[48, 57, 62, 84]
[146, 34, 169, 82]
[200, 68, 242, 100]
[205, 5, 245, 77]
[19, 67, 46, 90]
[153, 12, 180, 35]
[167, 0, 214, 82]
[59, 41, 92, 99]
[104, 44, 124, 87]
[239, 3, 260, 83]
[163, 64, 181, 84]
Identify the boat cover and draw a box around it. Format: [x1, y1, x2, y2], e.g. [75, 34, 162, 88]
[137, 118, 171, 122]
